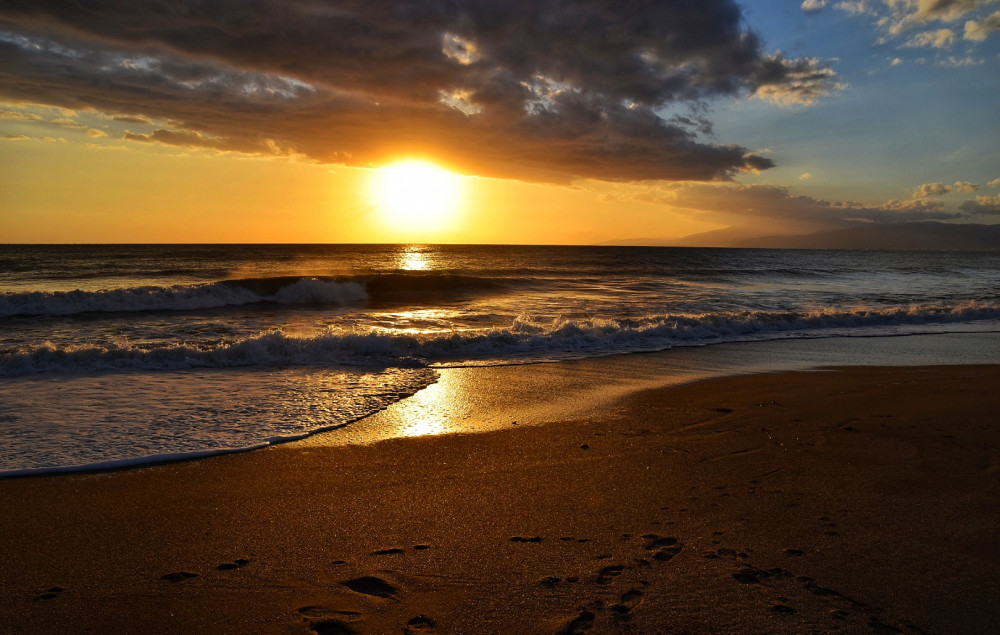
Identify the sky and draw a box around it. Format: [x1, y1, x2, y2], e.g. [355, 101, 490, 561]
[1, 0, 998, 245]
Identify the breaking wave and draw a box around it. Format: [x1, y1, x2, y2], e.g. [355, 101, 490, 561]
[0, 272, 504, 318]
[3, 302, 997, 377]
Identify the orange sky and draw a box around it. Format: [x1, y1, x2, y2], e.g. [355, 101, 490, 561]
[1, 2, 997, 245]
[1, 133, 722, 244]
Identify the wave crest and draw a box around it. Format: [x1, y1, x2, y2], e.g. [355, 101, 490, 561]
[3, 302, 997, 376]
[0, 271, 504, 317]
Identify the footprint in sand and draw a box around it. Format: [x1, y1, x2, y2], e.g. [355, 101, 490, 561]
[596, 565, 625, 584]
[308, 619, 358, 635]
[510, 536, 543, 543]
[33, 587, 65, 601]
[404, 615, 436, 634]
[299, 606, 364, 635]
[564, 610, 595, 634]
[642, 535, 677, 549]
[653, 547, 681, 562]
[643, 535, 683, 562]
[540, 576, 561, 588]
[160, 571, 198, 583]
[733, 570, 762, 584]
[371, 548, 406, 556]
[216, 558, 250, 571]
[298, 607, 362, 620]
[733, 567, 793, 585]
[610, 588, 643, 615]
[342, 576, 398, 599]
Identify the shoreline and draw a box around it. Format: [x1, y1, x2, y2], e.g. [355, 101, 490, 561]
[5, 330, 1000, 478]
[2, 362, 999, 633]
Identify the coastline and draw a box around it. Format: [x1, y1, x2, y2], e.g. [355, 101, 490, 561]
[6, 330, 1000, 476]
[2, 360, 999, 633]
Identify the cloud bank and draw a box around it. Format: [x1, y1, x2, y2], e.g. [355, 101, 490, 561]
[600, 181, 980, 235]
[912, 181, 980, 197]
[0, 1, 844, 182]
[834, 0, 1000, 47]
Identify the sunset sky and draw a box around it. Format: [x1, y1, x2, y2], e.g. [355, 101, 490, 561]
[1, 1, 998, 245]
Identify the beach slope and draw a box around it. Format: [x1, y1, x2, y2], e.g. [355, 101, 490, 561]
[2, 365, 998, 633]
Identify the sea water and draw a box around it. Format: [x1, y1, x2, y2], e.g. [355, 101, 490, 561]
[2, 244, 998, 474]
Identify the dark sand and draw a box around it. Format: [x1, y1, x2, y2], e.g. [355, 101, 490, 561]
[2, 365, 999, 634]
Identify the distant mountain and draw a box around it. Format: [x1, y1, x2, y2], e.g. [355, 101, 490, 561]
[606, 222, 1000, 251]
[602, 226, 781, 248]
[733, 222, 1000, 251]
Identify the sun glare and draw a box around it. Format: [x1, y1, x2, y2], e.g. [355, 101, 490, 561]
[370, 160, 463, 235]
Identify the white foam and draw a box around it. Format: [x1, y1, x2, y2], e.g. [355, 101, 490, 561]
[0, 366, 438, 475]
[2, 302, 997, 377]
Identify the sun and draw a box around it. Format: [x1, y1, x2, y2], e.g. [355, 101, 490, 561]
[369, 159, 463, 235]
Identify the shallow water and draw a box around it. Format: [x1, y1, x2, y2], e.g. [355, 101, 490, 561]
[2, 244, 998, 474]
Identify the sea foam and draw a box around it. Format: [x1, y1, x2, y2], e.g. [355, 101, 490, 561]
[3, 302, 997, 377]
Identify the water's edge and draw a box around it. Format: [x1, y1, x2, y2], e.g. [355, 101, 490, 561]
[4, 330, 997, 479]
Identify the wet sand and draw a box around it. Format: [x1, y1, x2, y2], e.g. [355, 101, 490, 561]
[2, 364, 999, 634]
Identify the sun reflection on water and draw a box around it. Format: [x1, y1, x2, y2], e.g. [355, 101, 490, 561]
[398, 247, 432, 271]
[394, 372, 470, 438]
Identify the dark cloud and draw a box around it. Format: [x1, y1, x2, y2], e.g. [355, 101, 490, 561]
[0, 1, 843, 182]
[960, 195, 1000, 215]
[112, 114, 154, 124]
[604, 182, 966, 231]
[919, 0, 995, 21]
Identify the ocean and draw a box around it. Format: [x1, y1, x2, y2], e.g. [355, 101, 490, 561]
[2, 243, 998, 475]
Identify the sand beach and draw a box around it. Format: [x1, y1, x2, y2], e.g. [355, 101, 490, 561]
[2, 361, 998, 634]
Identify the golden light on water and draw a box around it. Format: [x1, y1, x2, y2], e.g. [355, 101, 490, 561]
[390, 372, 474, 439]
[369, 160, 464, 238]
[397, 246, 431, 271]
[397, 382, 452, 438]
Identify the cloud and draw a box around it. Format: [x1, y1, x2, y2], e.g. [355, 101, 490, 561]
[912, 180, 980, 197]
[752, 57, 847, 105]
[917, 0, 999, 21]
[913, 182, 952, 197]
[600, 181, 964, 232]
[0, 108, 42, 121]
[111, 114, 154, 125]
[989, 177, 1000, 188]
[835, 0, 1000, 41]
[0, 1, 846, 183]
[802, 0, 828, 13]
[834, 2, 875, 17]
[122, 128, 226, 150]
[2, 133, 65, 142]
[959, 194, 1000, 214]
[901, 27, 957, 47]
[965, 9, 1000, 39]
[939, 54, 985, 64]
